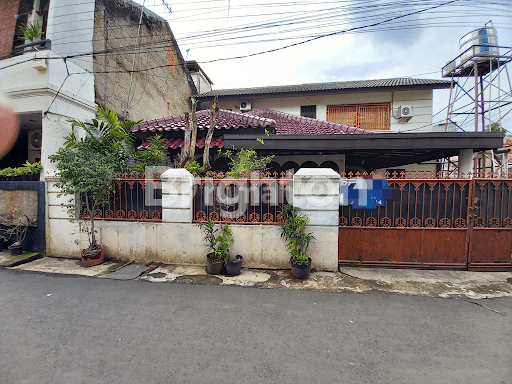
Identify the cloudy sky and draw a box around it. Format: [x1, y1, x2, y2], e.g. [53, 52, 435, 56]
[139, 0, 512, 131]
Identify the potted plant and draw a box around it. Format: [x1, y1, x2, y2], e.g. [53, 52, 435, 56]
[225, 254, 243, 276]
[1, 210, 30, 256]
[50, 106, 164, 267]
[215, 224, 242, 276]
[19, 21, 43, 44]
[198, 218, 222, 274]
[21, 161, 42, 181]
[279, 204, 315, 279]
[198, 220, 238, 275]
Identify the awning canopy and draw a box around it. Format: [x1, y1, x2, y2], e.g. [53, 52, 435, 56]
[223, 132, 505, 171]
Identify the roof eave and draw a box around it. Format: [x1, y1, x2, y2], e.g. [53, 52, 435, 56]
[196, 83, 452, 99]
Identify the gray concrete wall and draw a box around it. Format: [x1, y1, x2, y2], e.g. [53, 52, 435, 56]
[92, 0, 196, 121]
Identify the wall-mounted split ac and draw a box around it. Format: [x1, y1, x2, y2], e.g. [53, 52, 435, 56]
[398, 105, 414, 121]
[28, 130, 42, 163]
[240, 101, 252, 111]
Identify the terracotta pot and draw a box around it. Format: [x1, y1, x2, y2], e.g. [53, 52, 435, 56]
[81, 245, 105, 267]
[290, 257, 312, 279]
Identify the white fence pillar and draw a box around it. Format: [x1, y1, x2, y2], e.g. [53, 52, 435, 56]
[161, 169, 194, 223]
[458, 149, 473, 175]
[293, 168, 340, 271]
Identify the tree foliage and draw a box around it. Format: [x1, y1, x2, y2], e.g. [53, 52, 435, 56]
[49, 106, 167, 249]
[218, 147, 274, 178]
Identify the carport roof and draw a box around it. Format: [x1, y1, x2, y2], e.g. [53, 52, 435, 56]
[223, 131, 505, 170]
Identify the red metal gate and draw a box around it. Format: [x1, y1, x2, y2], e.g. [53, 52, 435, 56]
[338, 173, 512, 271]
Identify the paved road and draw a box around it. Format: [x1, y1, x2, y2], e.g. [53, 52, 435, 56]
[0, 268, 511, 384]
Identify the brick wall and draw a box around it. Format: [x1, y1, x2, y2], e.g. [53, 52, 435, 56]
[0, 0, 20, 56]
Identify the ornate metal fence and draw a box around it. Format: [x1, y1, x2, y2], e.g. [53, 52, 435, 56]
[339, 172, 471, 229]
[193, 172, 293, 224]
[338, 171, 512, 229]
[80, 174, 162, 222]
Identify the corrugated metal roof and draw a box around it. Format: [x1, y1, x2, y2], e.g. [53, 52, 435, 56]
[196, 78, 452, 98]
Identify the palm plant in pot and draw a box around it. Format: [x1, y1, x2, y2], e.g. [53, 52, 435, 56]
[279, 204, 315, 279]
[49, 107, 141, 267]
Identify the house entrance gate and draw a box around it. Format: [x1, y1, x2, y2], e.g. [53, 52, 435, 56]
[338, 173, 512, 271]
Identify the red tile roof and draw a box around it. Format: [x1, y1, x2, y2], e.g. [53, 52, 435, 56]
[132, 109, 275, 133]
[137, 137, 224, 150]
[132, 108, 369, 135]
[249, 108, 369, 135]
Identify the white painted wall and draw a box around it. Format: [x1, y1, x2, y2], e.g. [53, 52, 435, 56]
[191, 71, 213, 94]
[0, 51, 95, 176]
[217, 89, 434, 133]
[45, 0, 96, 72]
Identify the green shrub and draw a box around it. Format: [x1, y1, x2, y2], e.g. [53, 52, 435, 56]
[279, 204, 314, 266]
[186, 160, 202, 176]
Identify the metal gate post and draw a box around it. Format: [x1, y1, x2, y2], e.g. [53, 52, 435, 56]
[465, 179, 476, 269]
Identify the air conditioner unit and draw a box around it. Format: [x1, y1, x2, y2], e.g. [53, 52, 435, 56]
[28, 130, 42, 150]
[398, 105, 414, 120]
[239, 100, 252, 111]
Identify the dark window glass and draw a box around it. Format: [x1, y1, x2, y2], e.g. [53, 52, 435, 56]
[300, 105, 316, 119]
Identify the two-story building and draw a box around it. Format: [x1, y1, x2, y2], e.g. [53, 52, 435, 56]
[0, 0, 196, 176]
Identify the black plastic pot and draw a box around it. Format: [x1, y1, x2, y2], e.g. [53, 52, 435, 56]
[0, 237, 4, 252]
[8, 244, 23, 256]
[206, 253, 224, 275]
[225, 255, 243, 276]
[29, 174, 40, 181]
[290, 257, 312, 279]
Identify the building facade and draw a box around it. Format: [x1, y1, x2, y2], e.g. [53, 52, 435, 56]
[0, 0, 196, 175]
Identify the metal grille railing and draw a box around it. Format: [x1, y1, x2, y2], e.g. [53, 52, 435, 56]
[193, 172, 293, 224]
[339, 177, 470, 229]
[338, 171, 512, 229]
[80, 174, 162, 222]
[327, 103, 390, 130]
[474, 178, 512, 228]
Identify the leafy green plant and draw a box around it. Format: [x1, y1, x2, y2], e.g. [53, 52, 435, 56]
[0, 167, 15, 177]
[198, 220, 234, 263]
[186, 160, 202, 176]
[279, 204, 314, 266]
[65, 106, 140, 174]
[198, 218, 218, 256]
[50, 142, 117, 251]
[215, 224, 234, 262]
[133, 134, 167, 174]
[21, 161, 42, 175]
[218, 147, 274, 178]
[19, 21, 43, 43]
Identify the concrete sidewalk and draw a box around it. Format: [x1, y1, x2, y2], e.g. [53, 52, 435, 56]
[3, 251, 511, 299]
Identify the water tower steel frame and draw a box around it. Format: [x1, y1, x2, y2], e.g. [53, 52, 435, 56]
[442, 26, 512, 174]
